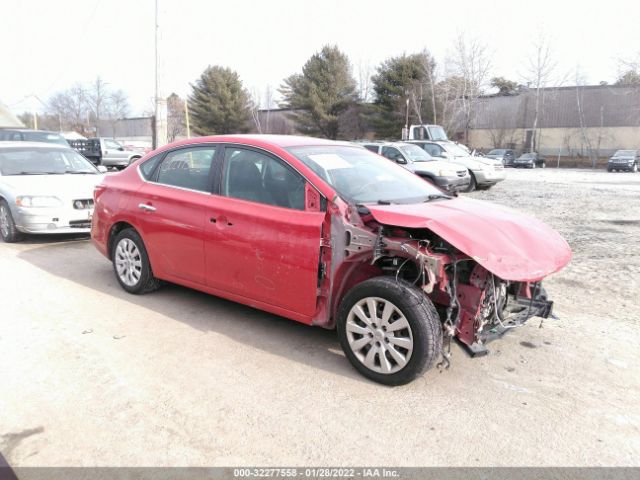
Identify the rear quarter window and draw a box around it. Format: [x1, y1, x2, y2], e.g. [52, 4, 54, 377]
[139, 154, 162, 179]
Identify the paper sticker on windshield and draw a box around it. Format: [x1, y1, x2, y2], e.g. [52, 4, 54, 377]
[308, 154, 352, 170]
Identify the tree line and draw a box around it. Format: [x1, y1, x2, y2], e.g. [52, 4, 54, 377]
[28, 39, 640, 142]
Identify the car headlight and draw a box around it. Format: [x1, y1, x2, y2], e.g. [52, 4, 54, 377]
[15, 195, 62, 208]
[438, 169, 458, 177]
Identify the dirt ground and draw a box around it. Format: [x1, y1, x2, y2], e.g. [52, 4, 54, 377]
[1, 168, 639, 467]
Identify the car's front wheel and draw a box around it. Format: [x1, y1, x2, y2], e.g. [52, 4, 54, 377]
[0, 199, 23, 243]
[337, 277, 442, 386]
[112, 228, 161, 294]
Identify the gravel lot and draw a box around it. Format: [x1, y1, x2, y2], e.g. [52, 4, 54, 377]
[1, 168, 639, 468]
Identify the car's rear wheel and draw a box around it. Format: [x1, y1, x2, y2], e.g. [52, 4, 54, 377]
[0, 200, 23, 243]
[112, 228, 161, 294]
[337, 277, 442, 386]
[633, 163, 638, 173]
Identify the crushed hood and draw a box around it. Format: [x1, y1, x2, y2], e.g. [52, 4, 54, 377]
[367, 196, 571, 282]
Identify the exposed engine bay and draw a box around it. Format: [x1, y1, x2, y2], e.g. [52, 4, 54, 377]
[318, 202, 555, 368]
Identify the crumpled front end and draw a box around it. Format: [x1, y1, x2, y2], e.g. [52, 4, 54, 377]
[321, 198, 570, 365]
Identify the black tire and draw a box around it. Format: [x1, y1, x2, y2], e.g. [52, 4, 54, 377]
[0, 199, 23, 243]
[607, 167, 613, 172]
[463, 172, 477, 192]
[337, 276, 443, 386]
[111, 228, 161, 294]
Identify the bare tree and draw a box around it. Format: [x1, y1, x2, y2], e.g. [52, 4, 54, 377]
[574, 68, 598, 168]
[166, 93, 186, 142]
[519, 31, 564, 152]
[250, 87, 263, 133]
[445, 33, 492, 143]
[85, 76, 110, 136]
[47, 83, 87, 133]
[106, 89, 130, 137]
[356, 59, 374, 103]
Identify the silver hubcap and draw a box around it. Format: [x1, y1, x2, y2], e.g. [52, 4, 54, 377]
[0, 206, 9, 237]
[346, 297, 413, 375]
[115, 238, 142, 286]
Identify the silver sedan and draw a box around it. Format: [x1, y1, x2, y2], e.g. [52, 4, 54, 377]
[0, 142, 106, 242]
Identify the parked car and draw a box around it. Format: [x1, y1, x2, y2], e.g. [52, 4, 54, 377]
[68, 137, 142, 169]
[0, 142, 107, 242]
[607, 150, 639, 172]
[92, 135, 571, 385]
[407, 140, 506, 191]
[0, 129, 69, 146]
[514, 152, 546, 168]
[486, 149, 517, 167]
[359, 141, 470, 192]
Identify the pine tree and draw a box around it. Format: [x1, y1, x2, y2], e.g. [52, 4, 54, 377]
[188, 66, 251, 135]
[279, 45, 357, 139]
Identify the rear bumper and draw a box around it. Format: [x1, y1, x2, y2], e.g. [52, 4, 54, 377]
[101, 158, 130, 167]
[473, 168, 507, 185]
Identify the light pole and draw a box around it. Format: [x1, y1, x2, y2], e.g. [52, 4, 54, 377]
[154, 0, 168, 149]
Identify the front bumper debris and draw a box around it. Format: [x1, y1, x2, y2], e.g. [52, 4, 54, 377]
[463, 295, 555, 357]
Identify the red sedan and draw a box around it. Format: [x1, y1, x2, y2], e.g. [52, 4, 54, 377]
[92, 135, 571, 385]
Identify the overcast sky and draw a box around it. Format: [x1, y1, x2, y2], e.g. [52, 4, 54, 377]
[2, 0, 639, 115]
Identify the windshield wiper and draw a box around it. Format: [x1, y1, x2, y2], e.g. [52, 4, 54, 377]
[65, 171, 96, 174]
[424, 194, 453, 202]
[16, 171, 63, 175]
[377, 200, 393, 205]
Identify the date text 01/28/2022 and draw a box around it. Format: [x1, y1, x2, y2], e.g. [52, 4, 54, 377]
[233, 467, 400, 477]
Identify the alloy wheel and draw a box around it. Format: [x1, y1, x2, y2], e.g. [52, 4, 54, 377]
[114, 238, 143, 287]
[345, 297, 413, 374]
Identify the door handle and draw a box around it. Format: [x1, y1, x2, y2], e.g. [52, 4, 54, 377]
[138, 203, 156, 212]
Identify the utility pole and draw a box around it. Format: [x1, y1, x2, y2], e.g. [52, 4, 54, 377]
[154, 0, 168, 149]
[402, 97, 409, 140]
[184, 99, 191, 138]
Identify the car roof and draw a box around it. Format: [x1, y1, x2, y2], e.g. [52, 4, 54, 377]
[151, 135, 358, 156]
[0, 129, 63, 134]
[0, 141, 72, 149]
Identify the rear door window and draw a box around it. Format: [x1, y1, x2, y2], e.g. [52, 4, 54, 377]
[155, 146, 216, 192]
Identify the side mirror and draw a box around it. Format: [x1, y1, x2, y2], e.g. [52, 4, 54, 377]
[118, 147, 124, 151]
[397, 157, 407, 164]
[97, 166, 108, 173]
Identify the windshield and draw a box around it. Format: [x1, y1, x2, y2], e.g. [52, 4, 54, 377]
[518, 153, 535, 159]
[288, 145, 444, 204]
[613, 150, 636, 156]
[0, 147, 99, 175]
[488, 149, 506, 155]
[441, 143, 469, 157]
[428, 126, 448, 141]
[24, 132, 69, 146]
[398, 144, 433, 162]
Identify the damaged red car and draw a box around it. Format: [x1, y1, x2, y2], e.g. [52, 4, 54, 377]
[92, 135, 572, 385]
